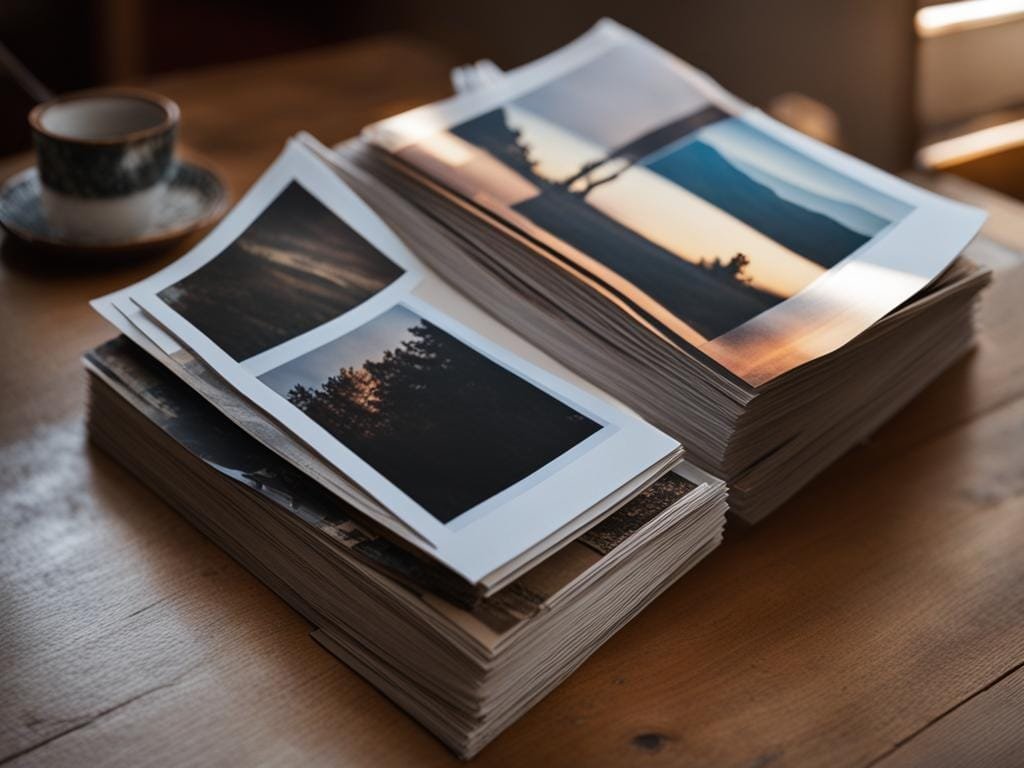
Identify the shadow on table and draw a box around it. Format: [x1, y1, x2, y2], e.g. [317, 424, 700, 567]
[0, 230, 200, 278]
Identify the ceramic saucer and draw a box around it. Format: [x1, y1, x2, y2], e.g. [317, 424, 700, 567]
[0, 159, 228, 255]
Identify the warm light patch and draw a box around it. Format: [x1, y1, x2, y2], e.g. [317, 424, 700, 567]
[917, 117, 1024, 168]
[416, 131, 477, 167]
[398, 140, 541, 208]
[916, 0, 1024, 37]
[704, 259, 925, 385]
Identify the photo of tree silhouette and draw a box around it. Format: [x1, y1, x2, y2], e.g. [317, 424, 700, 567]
[450, 107, 781, 341]
[158, 181, 404, 361]
[399, 43, 912, 345]
[260, 305, 602, 524]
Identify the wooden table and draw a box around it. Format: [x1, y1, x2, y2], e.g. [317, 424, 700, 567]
[2, 36, 1023, 768]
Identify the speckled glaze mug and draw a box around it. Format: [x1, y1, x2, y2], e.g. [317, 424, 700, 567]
[29, 87, 179, 242]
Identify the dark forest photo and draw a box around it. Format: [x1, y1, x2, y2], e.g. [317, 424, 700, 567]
[259, 305, 602, 524]
[158, 181, 404, 361]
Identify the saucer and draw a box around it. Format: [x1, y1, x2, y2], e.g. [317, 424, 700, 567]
[0, 159, 228, 255]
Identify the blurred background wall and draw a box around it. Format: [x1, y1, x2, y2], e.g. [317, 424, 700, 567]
[409, 0, 920, 171]
[3, 0, 1024, 189]
[0, 0, 916, 166]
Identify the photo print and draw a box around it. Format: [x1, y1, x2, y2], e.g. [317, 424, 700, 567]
[392, 39, 913, 348]
[260, 303, 603, 524]
[156, 180, 405, 361]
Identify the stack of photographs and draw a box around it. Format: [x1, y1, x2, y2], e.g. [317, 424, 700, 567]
[85, 136, 727, 757]
[347, 19, 991, 523]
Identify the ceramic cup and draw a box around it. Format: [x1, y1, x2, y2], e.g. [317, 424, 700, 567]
[29, 87, 179, 242]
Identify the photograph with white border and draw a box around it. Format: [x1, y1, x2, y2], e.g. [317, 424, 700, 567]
[364, 18, 985, 387]
[135, 291, 678, 581]
[115, 138, 426, 372]
[257, 300, 605, 527]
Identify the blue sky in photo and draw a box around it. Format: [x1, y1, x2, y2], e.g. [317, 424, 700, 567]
[652, 117, 913, 231]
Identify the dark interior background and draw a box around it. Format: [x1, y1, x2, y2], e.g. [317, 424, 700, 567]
[2, 0, 917, 168]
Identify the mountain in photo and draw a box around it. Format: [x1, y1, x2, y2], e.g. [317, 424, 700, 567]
[645, 141, 870, 268]
[726, 158, 889, 238]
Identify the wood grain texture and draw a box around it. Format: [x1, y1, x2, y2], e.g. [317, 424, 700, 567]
[2, 37, 1023, 767]
[870, 663, 1024, 768]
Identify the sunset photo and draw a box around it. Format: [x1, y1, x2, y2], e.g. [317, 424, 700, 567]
[259, 304, 602, 524]
[395, 42, 913, 346]
[157, 181, 404, 361]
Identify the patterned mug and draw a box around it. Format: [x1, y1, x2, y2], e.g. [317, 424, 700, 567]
[29, 87, 179, 242]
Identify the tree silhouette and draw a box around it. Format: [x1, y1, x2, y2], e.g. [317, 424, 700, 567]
[517, 107, 729, 200]
[287, 318, 600, 522]
[557, 158, 631, 198]
[699, 253, 753, 284]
